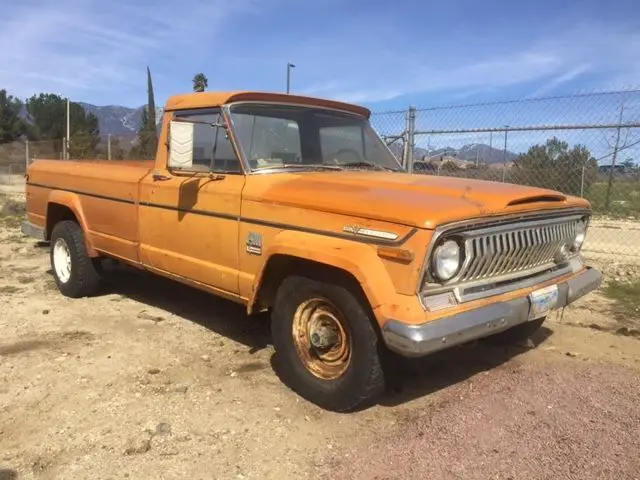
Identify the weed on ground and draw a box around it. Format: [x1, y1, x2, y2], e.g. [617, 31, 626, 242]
[603, 279, 640, 326]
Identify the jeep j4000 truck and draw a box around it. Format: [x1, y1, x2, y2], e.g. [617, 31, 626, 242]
[22, 91, 602, 411]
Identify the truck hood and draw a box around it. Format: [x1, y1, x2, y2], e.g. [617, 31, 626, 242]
[247, 171, 589, 229]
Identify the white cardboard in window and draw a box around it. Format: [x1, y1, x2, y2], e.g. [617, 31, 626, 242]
[168, 121, 194, 169]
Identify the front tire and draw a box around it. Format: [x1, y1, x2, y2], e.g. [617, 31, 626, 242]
[50, 220, 101, 298]
[271, 275, 386, 412]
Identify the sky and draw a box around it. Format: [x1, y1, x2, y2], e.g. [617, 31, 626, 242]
[1, 0, 640, 111]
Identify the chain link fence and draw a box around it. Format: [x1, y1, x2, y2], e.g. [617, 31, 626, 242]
[0, 132, 154, 182]
[371, 88, 640, 258]
[2, 88, 640, 258]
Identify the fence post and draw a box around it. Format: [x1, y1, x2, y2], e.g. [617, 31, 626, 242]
[605, 122, 623, 210]
[403, 106, 416, 173]
[25, 140, 30, 171]
[107, 134, 112, 160]
[502, 127, 508, 182]
[580, 164, 586, 197]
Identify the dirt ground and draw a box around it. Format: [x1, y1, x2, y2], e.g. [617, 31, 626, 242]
[1, 184, 640, 479]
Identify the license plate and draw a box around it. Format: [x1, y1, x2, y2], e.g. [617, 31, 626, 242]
[528, 284, 559, 320]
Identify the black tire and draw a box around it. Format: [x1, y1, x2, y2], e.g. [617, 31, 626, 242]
[50, 220, 101, 298]
[271, 275, 386, 412]
[483, 317, 545, 346]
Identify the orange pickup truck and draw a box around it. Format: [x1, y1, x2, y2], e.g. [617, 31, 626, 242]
[22, 91, 602, 411]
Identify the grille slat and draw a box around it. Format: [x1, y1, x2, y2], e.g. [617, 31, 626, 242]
[471, 238, 490, 280]
[466, 238, 483, 280]
[486, 235, 502, 277]
[515, 230, 530, 270]
[523, 230, 537, 269]
[491, 233, 509, 276]
[541, 226, 560, 263]
[533, 228, 546, 266]
[521, 230, 535, 270]
[457, 218, 578, 283]
[509, 231, 523, 272]
[532, 228, 547, 266]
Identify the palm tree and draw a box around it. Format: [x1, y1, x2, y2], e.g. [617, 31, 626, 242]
[192, 73, 208, 92]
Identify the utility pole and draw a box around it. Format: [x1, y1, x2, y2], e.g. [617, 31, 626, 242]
[65, 97, 70, 159]
[286, 63, 295, 94]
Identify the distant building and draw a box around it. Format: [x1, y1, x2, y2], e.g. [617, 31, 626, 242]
[598, 164, 628, 174]
[419, 154, 475, 169]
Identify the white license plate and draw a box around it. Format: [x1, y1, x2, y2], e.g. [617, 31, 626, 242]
[528, 284, 559, 320]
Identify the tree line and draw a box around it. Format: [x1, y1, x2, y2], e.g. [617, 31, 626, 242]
[0, 71, 209, 160]
[418, 137, 601, 197]
[0, 90, 100, 158]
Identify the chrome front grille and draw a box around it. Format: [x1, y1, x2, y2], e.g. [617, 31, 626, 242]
[419, 211, 590, 307]
[458, 220, 577, 282]
[422, 213, 589, 292]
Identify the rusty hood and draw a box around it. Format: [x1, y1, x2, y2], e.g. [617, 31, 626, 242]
[246, 171, 590, 229]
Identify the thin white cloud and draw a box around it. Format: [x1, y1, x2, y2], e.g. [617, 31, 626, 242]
[528, 64, 592, 98]
[301, 21, 640, 103]
[2, 3, 639, 108]
[0, 0, 262, 103]
[303, 51, 562, 103]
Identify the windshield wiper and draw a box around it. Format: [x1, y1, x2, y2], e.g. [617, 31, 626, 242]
[340, 162, 399, 172]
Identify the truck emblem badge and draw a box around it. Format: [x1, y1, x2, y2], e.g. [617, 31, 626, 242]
[342, 225, 399, 241]
[246, 232, 263, 255]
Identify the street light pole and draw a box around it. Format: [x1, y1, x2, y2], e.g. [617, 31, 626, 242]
[286, 63, 295, 94]
[66, 97, 70, 160]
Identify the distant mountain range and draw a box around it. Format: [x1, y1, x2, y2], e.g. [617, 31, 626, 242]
[78, 103, 164, 137]
[388, 142, 519, 165]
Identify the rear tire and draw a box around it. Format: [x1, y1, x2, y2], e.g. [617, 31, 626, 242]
[271, 275, 386, 412]
[483, 317, 545, 346]
[50, 220, 101, 298]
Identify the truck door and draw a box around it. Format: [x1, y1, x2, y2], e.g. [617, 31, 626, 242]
[138, 108, 246, 296]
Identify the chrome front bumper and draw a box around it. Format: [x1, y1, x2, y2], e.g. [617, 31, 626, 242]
[382, 267, 603, 357]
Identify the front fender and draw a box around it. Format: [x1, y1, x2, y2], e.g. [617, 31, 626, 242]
[250, 229, 397, 313]
[46, 190, 97, 256]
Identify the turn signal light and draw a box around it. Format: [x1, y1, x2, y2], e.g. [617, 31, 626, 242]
[376, 246, 414, 263]
[421, 292, 458, 311]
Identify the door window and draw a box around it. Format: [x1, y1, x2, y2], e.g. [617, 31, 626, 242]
[176, 109, 242, 173]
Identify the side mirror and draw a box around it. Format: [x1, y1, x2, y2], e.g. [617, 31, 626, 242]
[168, 120, 194, 170]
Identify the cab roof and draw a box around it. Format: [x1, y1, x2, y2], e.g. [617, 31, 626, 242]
[163, 91, 371, 118]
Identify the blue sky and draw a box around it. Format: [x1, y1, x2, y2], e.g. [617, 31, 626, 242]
[1, 0, 639, 112]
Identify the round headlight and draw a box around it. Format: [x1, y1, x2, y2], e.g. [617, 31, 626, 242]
[573, 219, 587, 251]
[432, 240, 461, 282]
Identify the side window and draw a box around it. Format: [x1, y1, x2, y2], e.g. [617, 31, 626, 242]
[178, 109, 242, 173]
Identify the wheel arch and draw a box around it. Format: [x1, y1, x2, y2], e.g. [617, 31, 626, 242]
[252, 254, 368, 310]
[248, 232, 397, 326]
[45, 191, 97, 256]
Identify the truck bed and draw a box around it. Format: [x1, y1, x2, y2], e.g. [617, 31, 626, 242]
[25, 158, 155, 262]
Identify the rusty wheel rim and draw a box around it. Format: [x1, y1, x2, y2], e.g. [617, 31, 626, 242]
[292, 297, 351, 380]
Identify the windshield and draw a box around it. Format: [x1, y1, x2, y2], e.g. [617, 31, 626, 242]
[227, 103, 403, 172]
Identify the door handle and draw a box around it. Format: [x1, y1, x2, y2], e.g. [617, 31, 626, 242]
[152, 170, 171, 181]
